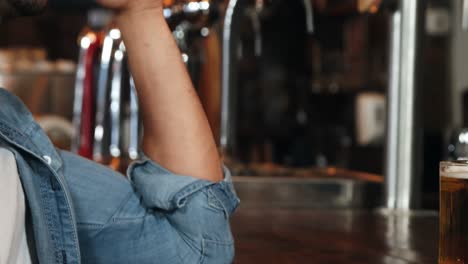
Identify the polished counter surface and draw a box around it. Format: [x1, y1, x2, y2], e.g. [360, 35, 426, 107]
[232, 167, 383, 209]
[231, 209, 438, 263]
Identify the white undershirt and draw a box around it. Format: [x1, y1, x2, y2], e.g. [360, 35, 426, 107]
[0, 148, 32, 264]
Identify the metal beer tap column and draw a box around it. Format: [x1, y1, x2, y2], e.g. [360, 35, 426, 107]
[92, 28, 137, 171]
[72, 33, 97, 157]
[220, 0, 314, 158]
[93, 28, 122, 164]
[384, 0, 422, 210]
[73, 1, 226, 170]
[164, 0, 221, 26]
[354, 0, 423, 210]
[167, 0, 224, 80]
[72, 11, 111, 159]
[128, 76, 140, 161]
[462, 0, 468, 31]
[108, 42, 126, 171]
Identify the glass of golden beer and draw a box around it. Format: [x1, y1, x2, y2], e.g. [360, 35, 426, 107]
[440, 161, 468, 263]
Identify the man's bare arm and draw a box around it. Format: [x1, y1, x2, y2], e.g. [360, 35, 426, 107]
[98, 1, 223, 182]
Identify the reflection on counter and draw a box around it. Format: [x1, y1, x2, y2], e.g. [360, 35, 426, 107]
[232, 209, 438, 263]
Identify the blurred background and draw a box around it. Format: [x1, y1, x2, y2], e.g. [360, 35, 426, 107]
[0, 0, 459, 209]
[0, 0, 457, 210]
[2, 0, 463, 262]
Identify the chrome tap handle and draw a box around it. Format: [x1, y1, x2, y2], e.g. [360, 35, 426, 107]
[245, 7, 262, 57]
[221, 0, 244, 152]
[128, 75, 140, 161]
[463, 0, 468, 31]
[93, 28, 122, 162]
[71, 40, 88, 153]
[173, 21, 192, 65]
[303, 0, 314, 34]
[164, 0, 222, 27]
[183, 0, 211, 16]
[109, 42, 125, 160]
[72, 33, 100, 158]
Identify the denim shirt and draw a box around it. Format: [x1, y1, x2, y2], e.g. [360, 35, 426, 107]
[0, 88, 240, 264]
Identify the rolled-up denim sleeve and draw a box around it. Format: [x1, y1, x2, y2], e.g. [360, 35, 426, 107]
[126, 155, 240, 215]
[127, 155, 240, 263]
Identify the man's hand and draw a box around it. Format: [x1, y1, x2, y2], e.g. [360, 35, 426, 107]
[97, 0, 223, 182]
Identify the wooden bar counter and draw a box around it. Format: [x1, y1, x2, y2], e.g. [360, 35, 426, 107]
[231, 209, 438, 263]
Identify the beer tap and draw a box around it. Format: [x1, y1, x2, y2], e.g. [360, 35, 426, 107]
[247, 0, 313, 55]
[303, 0, 314, 34]
[244, 2, 262, 57]
[463, 0, 468, 31]
[169, 0, 224, 84]
[164, 0, 220, 27]
[172, 21, 192, 65]
[183, 0, 211, 17]
[128, 76, 140, 161]
[220, 0, 315, 155]
[72, 11, 111, 159]
[108, 42, 126, 171]
[93, 27, 122, 163]
[75, 1, 226, 168]
[72, 34, 99, 159]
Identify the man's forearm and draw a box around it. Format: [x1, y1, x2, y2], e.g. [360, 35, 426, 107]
[116, 8, 223, 182]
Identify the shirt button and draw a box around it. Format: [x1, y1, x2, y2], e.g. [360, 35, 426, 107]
[43, 155, 52, 165]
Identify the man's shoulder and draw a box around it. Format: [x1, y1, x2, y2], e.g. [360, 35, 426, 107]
[0, 88, 29, 113]
[0, 88, 64, 172]
[0, 88, 35, 135]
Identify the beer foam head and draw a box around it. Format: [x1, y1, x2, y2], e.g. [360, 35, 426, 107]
[441, 161, 468, 179]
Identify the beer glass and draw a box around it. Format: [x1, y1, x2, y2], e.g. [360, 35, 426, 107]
[440, 161, 468, 263]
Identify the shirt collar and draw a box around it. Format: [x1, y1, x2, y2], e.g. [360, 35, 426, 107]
[0, 88, 63, 171]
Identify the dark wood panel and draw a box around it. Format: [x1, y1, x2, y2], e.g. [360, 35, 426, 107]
[231, 208, 438, 263]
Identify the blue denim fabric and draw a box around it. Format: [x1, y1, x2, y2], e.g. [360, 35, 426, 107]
[0, 88, 240, 263]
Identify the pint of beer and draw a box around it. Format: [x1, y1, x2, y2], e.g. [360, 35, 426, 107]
[440, 161, 468, 263]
